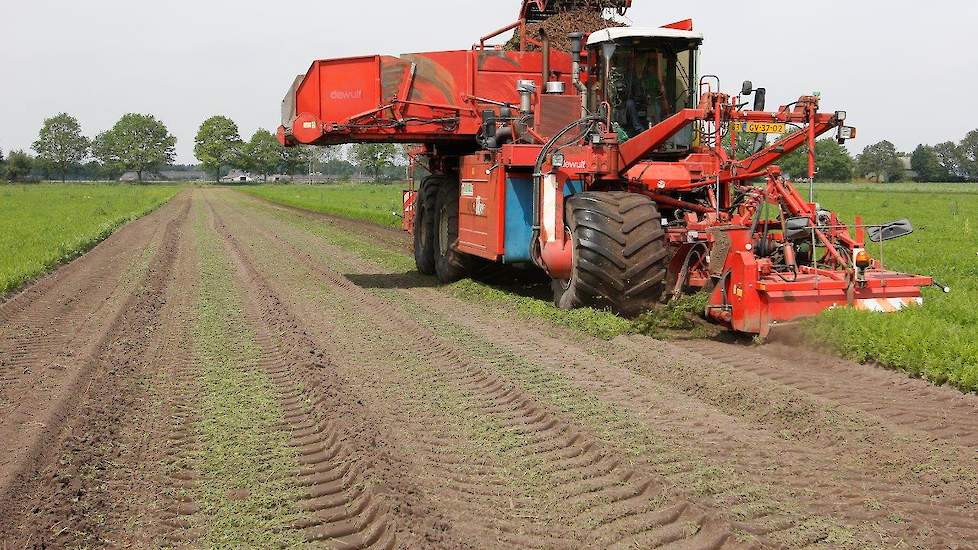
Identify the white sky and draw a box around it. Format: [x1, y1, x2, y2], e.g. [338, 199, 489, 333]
[1, 0, 975, 164]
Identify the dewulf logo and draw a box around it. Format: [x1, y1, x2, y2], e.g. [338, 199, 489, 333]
[564, 160, 588, 170]
[330, 89, 363, 100]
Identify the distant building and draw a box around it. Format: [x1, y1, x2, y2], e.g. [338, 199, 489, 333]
[898, 155, 917, 181]
[220, 170, 255, 183]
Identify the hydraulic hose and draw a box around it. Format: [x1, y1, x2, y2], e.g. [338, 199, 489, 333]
[531, 115, 603, 231]
[528, 114, 603, 267]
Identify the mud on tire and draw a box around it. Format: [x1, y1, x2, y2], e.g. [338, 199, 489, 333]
[413, 176, 443, 275]
[553, 192, 670, 317]
[434, 182, 478, 283]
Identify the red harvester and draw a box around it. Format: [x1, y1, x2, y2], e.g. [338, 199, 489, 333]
[278, 0, 934, 336]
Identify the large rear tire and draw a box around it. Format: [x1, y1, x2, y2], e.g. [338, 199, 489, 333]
[434, 182, 478, 283]
[553, 192, 670, 317]
[413, 176, 442, 275]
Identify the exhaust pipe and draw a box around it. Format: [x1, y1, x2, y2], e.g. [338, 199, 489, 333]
[540, 29, 550, 86]
[568, 32, 587, 116]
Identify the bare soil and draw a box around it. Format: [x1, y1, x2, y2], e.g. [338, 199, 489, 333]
[1, 188, 976, 549]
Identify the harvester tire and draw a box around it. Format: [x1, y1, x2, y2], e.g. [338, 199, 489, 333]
[553, 192, 670, 317]
[434, 182, 477, 283]
[413, 176, 442, 275]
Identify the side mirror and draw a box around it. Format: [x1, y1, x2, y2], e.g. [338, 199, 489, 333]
[784, 216, 812, 240]
[868, 219, 913, 243]
[753, 87, 766, 111]
[741, 80, 754, 96]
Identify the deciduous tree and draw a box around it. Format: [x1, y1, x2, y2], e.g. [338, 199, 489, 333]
[194, 115, 243, 182]
[958, 129, 978, 181]
[280, 145, 307, 177]
[910, 144, 950, 182]
[92, 113, 176, 183]
[856, 140, 903, 183]
[933, 141, 965, 180]
[242, 129, 282, 181]
[32, 113, 89, 182]
[776, 138, 854, 182]
[4, 150, 34, 182]
[352, 143, 397, 181]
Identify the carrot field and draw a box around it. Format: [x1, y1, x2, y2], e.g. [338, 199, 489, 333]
[809, 183, 978, 391]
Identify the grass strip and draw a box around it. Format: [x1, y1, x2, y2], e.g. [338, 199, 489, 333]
[239, 183, 404, 228]
[0, 183, 181, 294]
[186, 202, 307, 548]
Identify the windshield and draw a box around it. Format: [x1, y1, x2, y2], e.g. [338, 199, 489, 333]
[592, 40, 698, 150]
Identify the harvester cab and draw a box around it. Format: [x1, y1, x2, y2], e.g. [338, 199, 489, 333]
[586, 27, 701, 151]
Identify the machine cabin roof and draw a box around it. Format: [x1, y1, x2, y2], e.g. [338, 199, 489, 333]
[586, 27, 704, 45]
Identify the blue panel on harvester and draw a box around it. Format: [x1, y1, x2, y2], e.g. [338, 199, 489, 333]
[503, 177, 583, 264]
[504, 175, 534, 263]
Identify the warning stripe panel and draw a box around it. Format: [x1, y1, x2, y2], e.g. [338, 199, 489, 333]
[855, 297, 923, 313]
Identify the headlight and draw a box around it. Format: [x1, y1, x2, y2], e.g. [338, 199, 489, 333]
[837, 126, 857, 140]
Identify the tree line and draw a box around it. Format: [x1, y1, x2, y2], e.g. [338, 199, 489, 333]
[742, 127, 978, 183]
[192, 115, 403, 183]
[1, 113, 405, 184]
[3, 113, 975, 184]
[0, 112, 176, 183]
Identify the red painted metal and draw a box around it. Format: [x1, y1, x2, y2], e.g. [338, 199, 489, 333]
[457, 153, 506, 260]
[661, 19, 694, 31]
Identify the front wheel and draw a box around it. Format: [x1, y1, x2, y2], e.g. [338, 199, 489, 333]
[413, 176, 442, 275]
[553, 192, 670, 317]
[434, 182, 478, 283]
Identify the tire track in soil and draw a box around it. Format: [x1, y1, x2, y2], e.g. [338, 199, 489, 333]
[153, 196, 313, 548]
[226, 194, 859, 548]
[198, 194, 399, 548]
[403, 296, 978, 548]
[207, 194, 506, 548]
[682, 339, 978, 448]
[0, 196, 182, 495]
[226, 190, 978, 549]
[389, 282, 978, 547]
[117, 196, 201, 549]
[211, 190, 746, 549]
[0, 193, 192, 548]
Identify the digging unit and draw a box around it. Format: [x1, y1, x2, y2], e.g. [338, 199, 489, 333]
[278, 0, 933, 336]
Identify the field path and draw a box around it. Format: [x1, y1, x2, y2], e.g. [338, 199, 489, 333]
[0, 188, 975, 549]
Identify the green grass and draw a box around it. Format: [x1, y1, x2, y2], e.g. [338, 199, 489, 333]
[807, 184, 978, 392]
[241, 183, 405, 228]
[814, 182, 978, 193]
[0, 183, 180, 294]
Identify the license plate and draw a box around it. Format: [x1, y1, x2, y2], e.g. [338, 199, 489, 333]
[741, 122, 786, 134]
